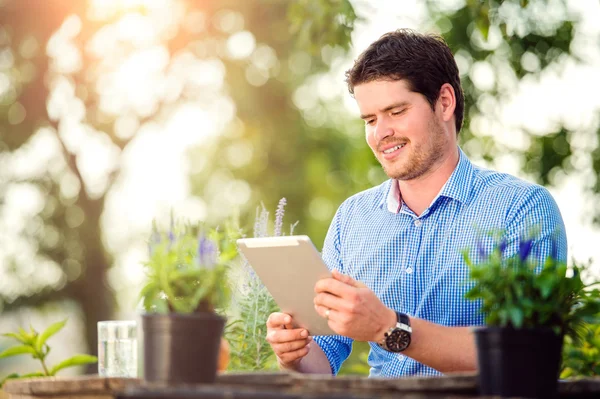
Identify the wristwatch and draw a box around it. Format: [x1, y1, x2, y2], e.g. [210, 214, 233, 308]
[378, 312, 412, 352]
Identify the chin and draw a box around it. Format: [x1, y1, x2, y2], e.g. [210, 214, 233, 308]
[386, 166, 421, 181]
[384, 169, 407, 180]
[382, 162, 408, 180]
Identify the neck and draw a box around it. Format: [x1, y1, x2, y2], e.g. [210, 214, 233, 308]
[398, 147, 460, 216]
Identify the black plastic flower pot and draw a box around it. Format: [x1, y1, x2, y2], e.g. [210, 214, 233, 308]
[142, 312, 226, 384]
[474, 327, 563, 398]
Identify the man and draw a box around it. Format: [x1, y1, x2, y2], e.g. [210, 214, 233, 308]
[266, 29, 567, 377]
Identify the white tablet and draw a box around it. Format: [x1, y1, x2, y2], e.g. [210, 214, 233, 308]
[236, 235, 335, 336]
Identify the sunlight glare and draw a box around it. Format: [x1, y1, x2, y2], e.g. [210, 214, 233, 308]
[89, 0, 170, 18]
[226, 31, 256, 60]
[98, 46, 169, 116]
[165, 103, 219, 147]
[115, 13, 155, 46]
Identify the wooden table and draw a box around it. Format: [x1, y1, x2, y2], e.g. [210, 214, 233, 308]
[3, 373, 600, 398]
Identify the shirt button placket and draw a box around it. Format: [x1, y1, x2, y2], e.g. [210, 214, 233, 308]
[406, 218, 422, 275]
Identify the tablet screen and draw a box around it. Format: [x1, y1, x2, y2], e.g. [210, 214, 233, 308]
[236, 235, 335, 336]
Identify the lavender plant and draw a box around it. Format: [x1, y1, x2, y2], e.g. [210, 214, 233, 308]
[140, 215, 241, 314]
[226, 198, 297, 371]
[464, 235, 600, 339]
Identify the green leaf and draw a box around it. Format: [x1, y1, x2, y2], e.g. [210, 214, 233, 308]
[139, 281, 161, 312]
[36, 319, 67, 352]
[169, 268, 203, 280]
[1, 332, 28, 344]
[20, 372, 46, 379]
[0, 373, 20, 388]
[560, 368, 572, 379]
[498, 308, 509, 327]
[18, 327, 36, 345]
[508, 306, 524, 328]
[150, 297, 169, 314]
[537, 273, 555, 299]
[0, 371, 46, 388]
[49, 354, 98, 376]
[0, 345, 37, 359]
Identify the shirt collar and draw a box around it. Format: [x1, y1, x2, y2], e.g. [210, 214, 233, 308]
[379, 147, 474, 214]
[436, 147, 474, 204]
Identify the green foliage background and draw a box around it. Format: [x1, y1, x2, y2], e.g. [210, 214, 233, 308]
[561, 324, 600, 378]
[0, 0, 598, 377]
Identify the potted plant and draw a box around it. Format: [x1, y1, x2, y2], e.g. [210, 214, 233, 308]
[464, 234, 600, 398]
[139, 217, 241, 384]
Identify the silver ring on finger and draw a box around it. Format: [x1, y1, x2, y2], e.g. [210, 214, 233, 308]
[325, 308, 331, 320]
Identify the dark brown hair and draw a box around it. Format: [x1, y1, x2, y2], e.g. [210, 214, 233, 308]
[345, 29, 464, 134]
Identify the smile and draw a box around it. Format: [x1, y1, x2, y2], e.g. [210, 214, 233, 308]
[383, 144, 406, 154]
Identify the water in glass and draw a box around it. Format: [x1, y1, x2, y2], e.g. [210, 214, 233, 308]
[97, 320, 137, 377]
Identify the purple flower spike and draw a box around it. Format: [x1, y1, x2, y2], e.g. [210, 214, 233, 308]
[148, 226, 161, 256]
[198, 235, 217, 269]
[168, 230, 175, 243]
[519, 239, 533, 262]
[274, 198, 287, 237]
[477, 239, 487, 259]
[550, 237, 558, 260]
[498, 239, 507, 255]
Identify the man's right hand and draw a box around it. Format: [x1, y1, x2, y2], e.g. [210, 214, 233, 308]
[266, 312, 312, 369]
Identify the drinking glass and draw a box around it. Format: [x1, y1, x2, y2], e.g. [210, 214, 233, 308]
[97, 320, 138, 377]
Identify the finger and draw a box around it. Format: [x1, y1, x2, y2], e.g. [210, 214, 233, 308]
[284, 320, 294, 330]
[314, 304, 334, 319]
[266, 328, 310, 344]
[314, 277, 355, 297]
[313, 292, 347, 312]
[267, 312, 293, 328]
[271, 339, 311, 355]
[278, 344, 311, 365]
[332, 270, 368, 288]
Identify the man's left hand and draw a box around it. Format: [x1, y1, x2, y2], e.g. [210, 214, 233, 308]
[314, 270, 396, 342]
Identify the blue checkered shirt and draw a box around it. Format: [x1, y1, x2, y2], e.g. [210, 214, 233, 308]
[313, 148, 567, 377]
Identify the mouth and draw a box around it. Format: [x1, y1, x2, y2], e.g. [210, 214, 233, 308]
[380, 143, 407, 160]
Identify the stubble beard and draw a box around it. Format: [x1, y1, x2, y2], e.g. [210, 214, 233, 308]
[379, 117, 447, 181]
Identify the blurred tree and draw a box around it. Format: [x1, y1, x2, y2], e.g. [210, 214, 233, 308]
[0, 0, 360, 370]
[0, 0, 113, 370]
[186, 0, 372, 245]
[427, 0, 595, 202]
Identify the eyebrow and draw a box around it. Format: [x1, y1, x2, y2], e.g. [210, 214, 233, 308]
[360, 101, 410, 120]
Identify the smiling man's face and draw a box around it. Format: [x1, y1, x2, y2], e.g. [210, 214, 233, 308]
[355, 79, 452, 181]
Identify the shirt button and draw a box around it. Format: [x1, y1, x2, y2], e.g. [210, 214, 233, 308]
[414, 219, 422, 227]
[405, 267, 413, 274]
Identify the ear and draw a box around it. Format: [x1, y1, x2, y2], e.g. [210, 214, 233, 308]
[437, 83, 456, 123]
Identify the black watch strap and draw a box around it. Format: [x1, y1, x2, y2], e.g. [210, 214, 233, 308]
[396, 312, 410, 326]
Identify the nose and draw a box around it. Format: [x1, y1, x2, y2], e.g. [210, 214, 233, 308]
[373, 117, 394, 143]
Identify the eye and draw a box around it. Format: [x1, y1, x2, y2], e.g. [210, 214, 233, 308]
[365, 119, 376, 126]
[391, 109, 405, 116]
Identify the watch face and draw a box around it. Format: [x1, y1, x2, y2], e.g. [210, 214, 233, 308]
[385, 329, 411, 352]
